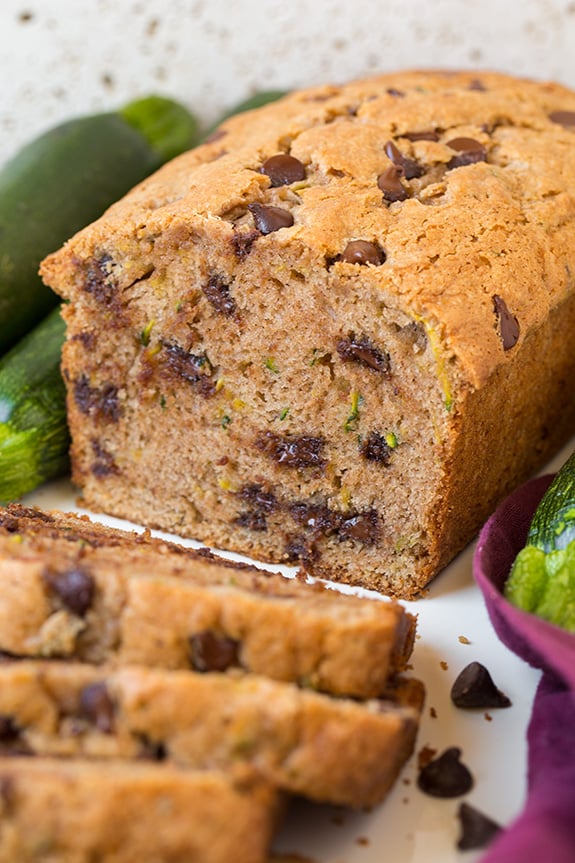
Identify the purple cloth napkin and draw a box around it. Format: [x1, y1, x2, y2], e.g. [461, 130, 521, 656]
[473, 475, 575, 863]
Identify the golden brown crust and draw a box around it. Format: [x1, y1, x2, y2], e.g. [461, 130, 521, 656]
[40, 68, 575, 596]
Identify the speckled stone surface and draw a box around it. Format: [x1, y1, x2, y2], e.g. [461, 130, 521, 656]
[2, 0, 575, 162]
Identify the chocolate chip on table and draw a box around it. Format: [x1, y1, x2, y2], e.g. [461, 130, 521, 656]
[417, 747, 474, 797]
[493, 295, 520, 350]
[248, 202, 294, 234]
[42, 566, 95, 617]
[548, 109, 575, 129]
[79, 682, 115, 733]
[339, 240, 386, 265]
[457, 802, 502, 851]
[260, 153, 306, 187]
[451, 661, 512, 709]
[189, 630, 240, 672]
[446, 137, 487, 169]
[384, 140, 423, 180]
[377, 166, 409, 202]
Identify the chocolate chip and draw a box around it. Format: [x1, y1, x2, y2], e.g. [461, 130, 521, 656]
[260, 153, 306, 187]
[360, 431, 393, 465]
[79, 682, 115, 733]
[0, 716, 20, 743]
[457, 803, 501, 850]
[83, 254, 115, 305]
[336, 333, 391, 374]
[338, 510, 380, 545]
[161, 343, 215, 397]
[377, 166, 408, 202]
[339, 240, 386, 266]
[468, 79, 487, 92]
[493, 295, 520, 350]
[43, 566, 95, 617]
[237, 484, 278, 513]
[255, 431, 326, 469]
[248, 202, 294, 234]
[402, 130, 440, 142]
[232, 228, 260, 259]
[73, 376, 120, 422]
[384, 140, 423, 180]
[446, 137, 487, 169]
[90, 439, 119, 478]
[548, 109, 575, 129]
[202, 274, 237, 317]
[138, 734, 168, 761]
[386, 88, 405, 98]
[451, 662, 512, 709]
[189, 630, 240, 672]
[235, 510, 268, 531]
[417, 747, 474, 798]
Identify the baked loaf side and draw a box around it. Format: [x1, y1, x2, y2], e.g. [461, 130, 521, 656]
[41, 69, 575, 596]
[0, 504, 415, 697]
[0, 758, 280, 863]
[0, 659, 423, 807]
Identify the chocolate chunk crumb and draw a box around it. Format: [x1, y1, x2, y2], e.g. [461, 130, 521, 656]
[446, 137, 487, 169]
[417, 747, 473, 798]
[339, 240, 386, 266]
[451, 661, 512, 709]
[189, 630, 240, 672]
[43, 566, 95, 617]
[336, 333, 391, 374]
[79, 682, 115, 733]
[457, 802, 501, 850]
[493, 295, 520, 350]
[384, 140, 423, 180]
[377, 166, 409, 202]
[249, 202, 294, 234]
[202, 274, 237, 317]
[255, 431, 326, 469]
[261, 153, 306, 186]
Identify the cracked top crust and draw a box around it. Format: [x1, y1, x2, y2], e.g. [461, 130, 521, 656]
[42, 69, 575, 389]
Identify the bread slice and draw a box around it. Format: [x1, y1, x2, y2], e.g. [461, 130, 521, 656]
[0, 757, 280, 863]
[0, 503, 415, 698]
[0, 658, 423, 808]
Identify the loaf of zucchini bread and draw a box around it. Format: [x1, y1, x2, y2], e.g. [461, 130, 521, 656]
[41, 69, 575, 596]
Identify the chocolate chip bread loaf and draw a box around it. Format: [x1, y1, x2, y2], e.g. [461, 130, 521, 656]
[0, 758, 280, 863]
[0, 659, 423, 807]
[42, 69, 575, 596]
[0, 504, 415, 697]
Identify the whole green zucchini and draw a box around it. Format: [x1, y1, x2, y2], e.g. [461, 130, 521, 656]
[505, 449, 575, 631]
[0, 95, 199, 353]
[0, 307, 69, 502]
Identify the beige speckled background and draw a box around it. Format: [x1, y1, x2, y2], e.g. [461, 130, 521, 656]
[2, 0, 575, 161]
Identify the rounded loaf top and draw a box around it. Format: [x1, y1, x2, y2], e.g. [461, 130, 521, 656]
[44, 69, 575, 390]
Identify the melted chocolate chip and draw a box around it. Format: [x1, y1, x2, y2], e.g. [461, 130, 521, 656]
[384, 140, 423, 180]
[232, 228, 260, 260]
[338, 510, 380, 544]
[260, 153, 306, 187]
[255, 431, 326, 469]
[417, 747, 474, 798]
[457, 803, 501, 850]
[377, 166, 408, 202]
[446, 137, 487, 169]
[73, 376, 120, 422]
[235, 510, 268, 531]
[548, 109, 575, 129]
[83, 254, 115, 305]
[493, 295, 520, 350]
[162, 343, 215, 396]
[451, 662, 512, 709]
[0, 716, 20, 743]
[238, 484, 278, 513]
[249, 202, 294, 234]
[202, 274, 237, 317]
[360, 431, 393, 465]
[339, 240, 386, 266]
[336, 334, 391, 374]
[189, 630, 240, 672]
[43, 566, 95, 617]
[79, 682, 115, 733]
[90, 439, 119, 478]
